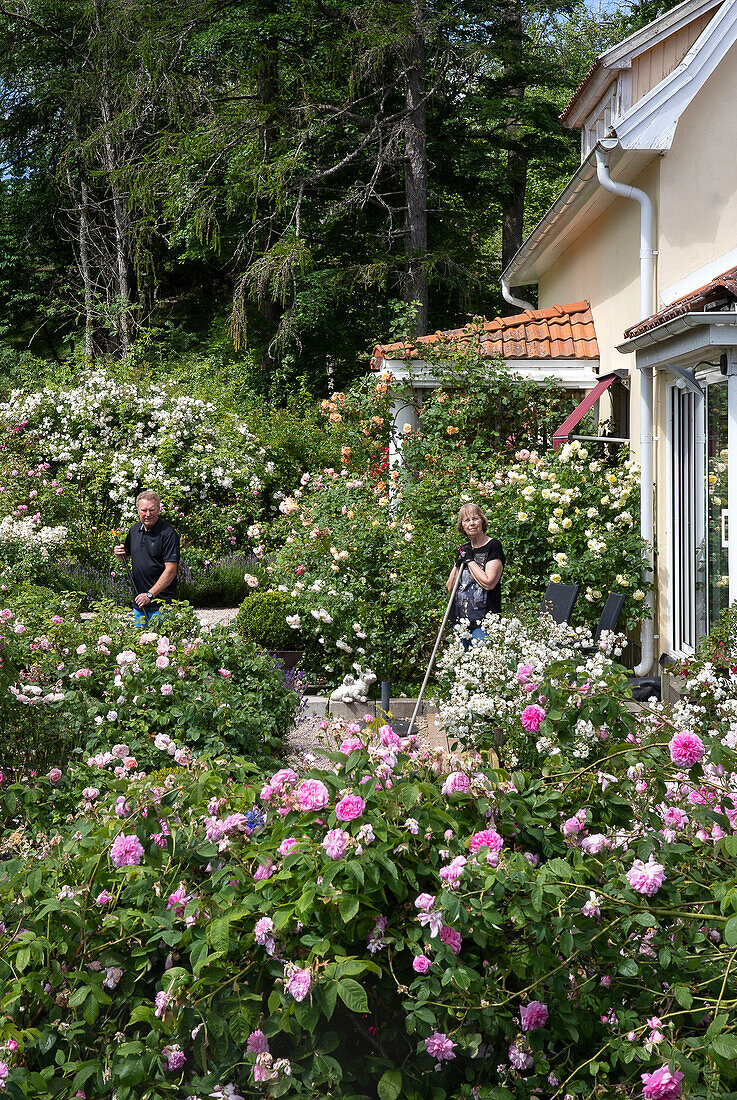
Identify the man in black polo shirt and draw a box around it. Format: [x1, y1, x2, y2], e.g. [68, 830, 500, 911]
[113, 491, 180, 626]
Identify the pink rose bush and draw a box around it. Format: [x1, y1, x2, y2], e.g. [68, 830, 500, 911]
[4, 656, 737, 1100]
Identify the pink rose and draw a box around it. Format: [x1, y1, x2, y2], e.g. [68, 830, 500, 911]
[285, 966, 312, 1002]
[218, 668, 231, 678]
[425, 1032, 456, 1061]
[414, 893, 436, 911]
[469, 829, 503, 854]
[335, 794, 365, 822]
[322, 828, 349, 860]
[95, 890, 112, 906]
[295, 778, 330, 812]
[520, 1000, 549, 1031]
[254, 859, 275, 881]
[441, 771, 470, 796]
[109, 834, 145, 868]
[668, 731, 705, 766]
[641, 1065, 684, 1099]
[278, 837, 299, 856]
[247, 1029, 269, 1054]
[626, 856, 666, 896]
[439, 925, 462, 954]
[412, 954, 432, 973]
[521, 704, 546, 732]
[339, 737, 363, 755]
[47, 768, 62, 784]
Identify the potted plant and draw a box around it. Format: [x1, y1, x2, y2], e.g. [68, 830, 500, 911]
[236, 591, 305, 669]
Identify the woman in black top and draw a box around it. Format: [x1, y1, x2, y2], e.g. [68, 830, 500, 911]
[446, 503, 505, 645]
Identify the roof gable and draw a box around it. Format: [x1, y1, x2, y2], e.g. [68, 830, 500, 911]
[371, 303, 599, 369]
[614, 0, 737, 149]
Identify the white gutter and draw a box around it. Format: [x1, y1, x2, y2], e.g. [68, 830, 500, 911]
[595, 138, 657, 676]
[501, 279, 535, 312]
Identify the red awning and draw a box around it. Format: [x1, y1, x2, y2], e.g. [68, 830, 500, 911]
[552, 373, 620, 449]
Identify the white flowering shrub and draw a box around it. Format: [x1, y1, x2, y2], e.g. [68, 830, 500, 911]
[0, 370, 270, 560]
[435, 613, 632, 767]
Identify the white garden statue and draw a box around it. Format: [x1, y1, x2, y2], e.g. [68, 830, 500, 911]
[329, 667, 377, 705]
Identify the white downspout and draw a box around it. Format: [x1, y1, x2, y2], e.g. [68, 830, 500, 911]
[595, 140, 656, 676]
[501, 278, 535, 312]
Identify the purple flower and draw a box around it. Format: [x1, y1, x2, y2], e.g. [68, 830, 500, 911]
[441, 771, 470, 796]
[295, 778, 330, 811]
[322, 828, 349, 860]
[469, 829, 503, 854]
[162, 1044, 186, 1071]
[520, 1000, 548, 1031]
[335, 794, 365, 821]
[109, 834, 144, 868]
[439, 925, 462, 955]
[508, 1039, 534, 1071]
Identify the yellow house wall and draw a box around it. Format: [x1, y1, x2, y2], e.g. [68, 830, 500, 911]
[659, 47, 737, 293]
[537, 159, 661, 456]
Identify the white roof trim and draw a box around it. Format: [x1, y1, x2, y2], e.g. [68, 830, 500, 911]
[601, 0, 723, 68]
[383, 359, 600, 390]
[614, 0, 737, 150]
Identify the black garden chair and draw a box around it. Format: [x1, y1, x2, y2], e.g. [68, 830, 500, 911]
[580, 591, 627, 654]
[539, 582, 580, 625]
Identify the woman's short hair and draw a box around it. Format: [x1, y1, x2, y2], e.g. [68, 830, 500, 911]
[456, 503, 488, 533]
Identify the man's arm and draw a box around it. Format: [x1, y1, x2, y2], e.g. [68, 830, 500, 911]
[135, 561, 178, 608]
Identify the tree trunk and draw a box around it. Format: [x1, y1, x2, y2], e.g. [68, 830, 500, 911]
[501, 0, 528, 273]
[67, 149, 95, 359]
[403, 0, 428, 337]
[92, 0, 134, 353]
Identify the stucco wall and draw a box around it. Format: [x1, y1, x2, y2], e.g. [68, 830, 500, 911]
[659, 46, 737, 296]
[537, 160, 661, 452]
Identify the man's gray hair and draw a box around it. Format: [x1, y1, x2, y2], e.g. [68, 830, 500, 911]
[136, 490, 161, 506]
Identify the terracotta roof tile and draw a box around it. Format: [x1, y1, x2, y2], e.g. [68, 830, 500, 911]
[371, 302, 599, 369]
[624, 264, 737, 338]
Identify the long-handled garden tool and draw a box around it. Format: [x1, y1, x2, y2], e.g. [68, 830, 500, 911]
[112, 528, 150, 623]
[406, 566, 463, 739]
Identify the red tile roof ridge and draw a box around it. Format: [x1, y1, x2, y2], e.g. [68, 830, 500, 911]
[371, 301, 598, 366]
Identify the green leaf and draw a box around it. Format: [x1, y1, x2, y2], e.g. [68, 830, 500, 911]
[617, 958, 639, 978]
[209, 917, 230, 956]
[339, 895, 360, 923]
[322, 981, 338, 1021]
[706, 1013, 729, 1042]
[674, 985, 693, 1010]
[336, 978, 369, 1014]
[82, 994, 100, 1026]
[725, 915, 737, 946]
[399, 784, 420, 809]
[377, 1069, 402, 1100]
[68, 986, 90, 1009]
[711, 1033, 737, 1060]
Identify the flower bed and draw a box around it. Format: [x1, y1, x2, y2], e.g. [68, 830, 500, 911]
[2, 687, 737, 1097]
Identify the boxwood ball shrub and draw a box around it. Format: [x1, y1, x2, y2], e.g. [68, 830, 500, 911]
[236, 590, 301, 650]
